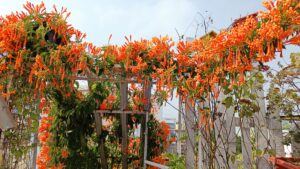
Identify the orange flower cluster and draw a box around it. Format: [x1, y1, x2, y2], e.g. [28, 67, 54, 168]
[2, 0, 298, 111]
[129, 83, 149, 111]
[36, 98, 53, 169]
[95, 0, 300, 103]
[0, 2, 89, 96]
[158, 121, 171, 150]
[99, 94, 117, 110]
[37, 98, 67, 169]
[128, 137, 140, 155]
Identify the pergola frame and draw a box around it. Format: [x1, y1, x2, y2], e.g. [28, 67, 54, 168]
[83, 74, 163, 169]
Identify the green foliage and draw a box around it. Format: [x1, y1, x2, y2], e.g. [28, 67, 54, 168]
[165, 153, 185, 169]
[147, 114, 170, 158]
[1, 76, 40, 167]
[223, 96, 233, 109]
[267, 53, 300, 116]
[267, 53, 300, 145]
[48, 85, 106, 168]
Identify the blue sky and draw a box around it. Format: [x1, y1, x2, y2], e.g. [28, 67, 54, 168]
[2, 0, 296, 120]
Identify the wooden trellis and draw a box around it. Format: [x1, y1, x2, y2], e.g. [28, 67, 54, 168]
[90, 76, 165, 169]
[177, 84, 288, 169]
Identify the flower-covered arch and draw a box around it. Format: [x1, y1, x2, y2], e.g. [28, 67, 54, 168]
[0, 0, 300, 168]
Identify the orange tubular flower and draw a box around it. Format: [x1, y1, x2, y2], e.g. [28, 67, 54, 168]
[61, 149, 69, 158]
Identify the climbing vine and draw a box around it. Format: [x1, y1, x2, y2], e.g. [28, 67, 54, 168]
[0, 0, 300, 168]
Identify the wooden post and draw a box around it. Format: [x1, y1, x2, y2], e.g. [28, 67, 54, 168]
[215, 91, 227, 169]
[143, 82, 152, 169]
[31, 98, 40, 169]
[177, 95, 182, 155]
[95, 112, 108, 169]
[198, 100, 209, 169]
[140, 114, 146, 167]
[185, 98, 195, 169]
[31, 133, 38, 169]
[0, 129, 3, 167]
[120, 82, 128, 169]
[224, 104, 237, 169]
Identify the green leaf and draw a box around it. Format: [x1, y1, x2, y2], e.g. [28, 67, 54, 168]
[290, 52, 300, 66]
[223, 96, 233, 108]
[120, 62, 125, 69]
[224, 87, 232, 95]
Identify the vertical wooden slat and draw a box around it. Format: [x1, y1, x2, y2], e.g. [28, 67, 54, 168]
[143, 82, 152, 169]
[241, 118, 252, 169]
[31, 133, 38, 169]
[95, 112, 108, 169]
[31, 98, 40, 169]
[253, 86, 272, 169]
[0, 129, 3, 167]
[140, 113, 146, 166]
[198, 100, 209, 169]
[251, 63, 272, 169]
[215, 91, 227, 169]
[225, 104, 237, 169]
[177, 95, 182, 155]
[120, 82, 128, 169]
[185, 98, 195, 169]
[214, 90, 236, 169]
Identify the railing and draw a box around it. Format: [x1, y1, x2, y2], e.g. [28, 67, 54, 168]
[269, 157, 300, 169]
[145, 160, 169, 169]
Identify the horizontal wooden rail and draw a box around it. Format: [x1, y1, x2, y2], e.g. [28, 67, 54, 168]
[75, 76, 157, 84]
[280, 115, 300, 121]
[94, 110, 146, 114]
[145, 160, 169, 169]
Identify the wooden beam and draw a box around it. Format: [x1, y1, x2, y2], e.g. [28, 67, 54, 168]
[280, 115, 300, 121]
[143, 82, 152, 169]
[94, 110, 146, 114]
[120, 82, 128, 169]
[75, 76, 157, 84]
[94, 112, 108, 169]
